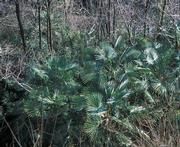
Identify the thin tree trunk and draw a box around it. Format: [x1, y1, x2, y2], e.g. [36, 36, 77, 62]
[175, 23, 179, 51]
[112, 0, 116, 36]
[15, 0, 26, 51]
[64, 0, 67, 24]
[37, 0, 41, 50]
[46, 7, 49, 50]
[107, 0, 111, 38]
[98, 0, 103, 41]
[143, 0, 150, 38]
[157, 0, 167, 39]
[46, 0, 52, 51]
[159, 0, 167, 28]
[40, 105, 44, 147]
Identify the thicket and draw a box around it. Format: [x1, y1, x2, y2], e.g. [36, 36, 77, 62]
[0, 0, 179, 147]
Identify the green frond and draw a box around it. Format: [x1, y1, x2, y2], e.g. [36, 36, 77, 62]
[32, 67, 49, 80]
[129, 106, 146, 114]
[125, 49, 141, 59]
[114, 35, 122, 48]
[70, 95, 86, 110]
[144, 47, 158, 65]
[116, 133, 132, 147]
[84, 115, 102, 142]
[95, 42, 117, 61]
[144, 90, 155, 103]
[111, 117, 134, 131]
[152, 81, 167, 97]
[86, 93, 103, 112]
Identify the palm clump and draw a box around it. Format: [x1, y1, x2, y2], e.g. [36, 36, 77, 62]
[24, 35, 180, 146]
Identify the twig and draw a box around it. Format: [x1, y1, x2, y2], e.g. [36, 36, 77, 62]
[12, 76, 32, 92]
[3, 117, 23, 147]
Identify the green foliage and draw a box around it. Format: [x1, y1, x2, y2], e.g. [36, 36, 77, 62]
[22, 36, 180, 146]
[2, 16, 179, 145]
[0, 1, 179, 146]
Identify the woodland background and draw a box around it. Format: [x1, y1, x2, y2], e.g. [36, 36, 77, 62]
[0, 0, 180, 147]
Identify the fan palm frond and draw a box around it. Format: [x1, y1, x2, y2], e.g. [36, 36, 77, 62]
[152, 81, 167, 97]
[84, 115, 102, 142]
[144, 47, 158, 65]
[86, 93, 104, 113]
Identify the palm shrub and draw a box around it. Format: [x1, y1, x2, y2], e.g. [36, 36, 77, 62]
[24, 35, 180, 146]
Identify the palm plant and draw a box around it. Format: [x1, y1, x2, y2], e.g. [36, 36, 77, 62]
[24, 35, 179, 146]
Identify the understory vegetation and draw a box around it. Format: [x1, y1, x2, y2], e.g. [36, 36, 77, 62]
[0, 0, 179, 147]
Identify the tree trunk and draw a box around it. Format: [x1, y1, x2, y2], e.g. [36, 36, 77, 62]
[143, 0, 150, 38]
[48, 0, 52, 51]
[15, 0, 26, 51]
[37, 0, 41, 50]
[46, 0, 52, 51]
[156, 0, 167, 39]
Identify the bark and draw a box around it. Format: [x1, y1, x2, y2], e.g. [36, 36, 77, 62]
[107, 0, 111, 38]
[46, 0, 52, 51]
[159, 0, 167, 28]
[143, 0, 150, 38]
[37, 0, 41, 50]
[156, 0, 167, 39]
[15, 0, 26, 51]
[112, 0, 116, 36]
